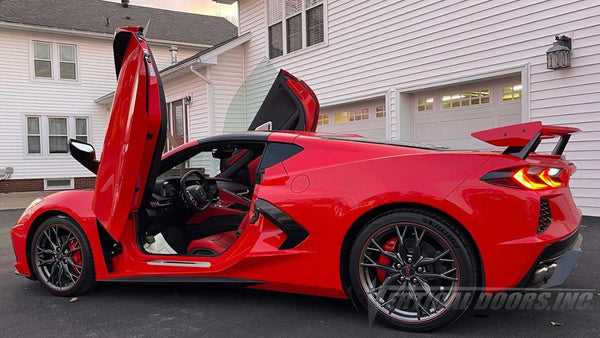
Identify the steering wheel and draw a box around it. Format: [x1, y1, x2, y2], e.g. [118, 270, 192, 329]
[180, 170, 212, 212]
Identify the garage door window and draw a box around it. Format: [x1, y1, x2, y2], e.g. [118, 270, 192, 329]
[417, 98, 434, 112]
[502, 84, 522, 101]
[317, 114, 329, 125]
[442, 89, 490, 109]
[335, 108, 368, 123]
[376, 105, 386, 118]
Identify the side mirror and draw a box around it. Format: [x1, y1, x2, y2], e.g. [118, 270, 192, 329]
[69, 139, 99, 175]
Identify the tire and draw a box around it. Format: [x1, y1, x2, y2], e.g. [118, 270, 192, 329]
[349, 208, 479, 331]
[30, 216, 96, 296]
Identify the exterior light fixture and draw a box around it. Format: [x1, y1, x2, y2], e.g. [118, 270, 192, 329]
[546, 35, 571, 70]
[184, 95, 192, 105]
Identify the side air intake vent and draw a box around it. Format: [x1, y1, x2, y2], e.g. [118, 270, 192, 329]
[537, 199, 552, 233]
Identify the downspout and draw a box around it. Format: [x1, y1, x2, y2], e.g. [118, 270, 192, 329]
[189, 65, 215, 137]
[190, 65, 216, 175]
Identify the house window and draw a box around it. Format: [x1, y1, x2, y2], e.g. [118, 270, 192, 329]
[44, 178, 74, 190]
[306, 0, 324, 46]
[58, 44, 77, 80]
[376, 105, 386, 118]
[502, 84, 522, 101]
[317, 114, 329, 125]
[48, 118, 68, 153]
[33, 41, 52, 78]
[24, 116, 89, 156]
[334, 108, 369, 123]
[268, 0, 325, 58]
[32, 41, 78, 80]
[26, 117, 41, 154]
[75, 118, 88, 142]
[442, 89, 490, 109]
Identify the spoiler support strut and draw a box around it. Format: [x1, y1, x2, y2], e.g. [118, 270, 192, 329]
[503, 132, 543, 159]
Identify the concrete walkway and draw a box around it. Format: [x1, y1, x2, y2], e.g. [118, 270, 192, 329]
[0, 191, 53, 210]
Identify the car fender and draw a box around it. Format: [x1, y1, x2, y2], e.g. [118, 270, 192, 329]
[17, 190, 110, 278]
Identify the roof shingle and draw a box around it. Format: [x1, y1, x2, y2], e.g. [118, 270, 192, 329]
[0, 0, 238, 46]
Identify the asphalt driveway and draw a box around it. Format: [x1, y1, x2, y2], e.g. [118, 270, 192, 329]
[1, 209, 598, 337]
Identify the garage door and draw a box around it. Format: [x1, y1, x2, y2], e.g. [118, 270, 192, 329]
[317, 98, 386, 139]
[412, 76, 522, 149]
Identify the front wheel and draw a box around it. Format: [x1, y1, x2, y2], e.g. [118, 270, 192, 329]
[349, 209, 479, 331]
[30, 216, 96, 296]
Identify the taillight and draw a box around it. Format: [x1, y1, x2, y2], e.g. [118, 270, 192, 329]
[482, 166, 567, 190]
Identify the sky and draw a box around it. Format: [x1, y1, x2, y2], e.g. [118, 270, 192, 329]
[104, 0, 238, 24]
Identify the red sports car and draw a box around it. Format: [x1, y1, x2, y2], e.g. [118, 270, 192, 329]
[11, 27, 583, 331]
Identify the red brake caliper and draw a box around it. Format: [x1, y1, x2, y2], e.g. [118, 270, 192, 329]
[69, 240, 82, 271]
[377, 237, 398, 282]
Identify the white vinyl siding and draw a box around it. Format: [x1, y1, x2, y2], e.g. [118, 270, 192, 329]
[238, 0, 600, 216]
[0, 28, 200, 181]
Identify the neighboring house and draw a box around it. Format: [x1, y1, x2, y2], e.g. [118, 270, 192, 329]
[95, 33, 252, 174]
[213, 0, 600, 215]
[0, 0, 236, 192]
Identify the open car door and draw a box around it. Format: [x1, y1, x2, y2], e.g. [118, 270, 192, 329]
[220, 70, 319, 186]
[93, 27, 167, 241]
[248, 69, 320, 132]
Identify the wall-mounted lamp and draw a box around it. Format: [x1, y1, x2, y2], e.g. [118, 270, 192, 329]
[184, 95, 192, 105]
[546, 35, 571, 70]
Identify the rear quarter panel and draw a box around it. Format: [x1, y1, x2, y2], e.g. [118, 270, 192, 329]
[255, 136, 490, 292]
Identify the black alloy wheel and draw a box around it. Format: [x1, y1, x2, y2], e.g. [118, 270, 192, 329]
[31, 216, 95, 296]
[349, 209, 479, 331]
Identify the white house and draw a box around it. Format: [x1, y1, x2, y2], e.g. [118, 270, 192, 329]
[210, 0, 600, 215]
[0, 0, 237, 192]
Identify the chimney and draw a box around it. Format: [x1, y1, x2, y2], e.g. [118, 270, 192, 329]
[169, 45, 179, 65]
[121, 0, 129, 8]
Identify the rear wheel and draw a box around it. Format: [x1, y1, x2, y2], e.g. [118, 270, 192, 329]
[30, 216, 96, 296]
[349, 209, 479, 331]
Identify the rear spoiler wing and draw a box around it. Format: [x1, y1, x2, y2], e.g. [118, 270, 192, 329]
[471, 121, 580, 159]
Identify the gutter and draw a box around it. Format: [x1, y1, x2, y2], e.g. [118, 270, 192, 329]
[190, 65, 216, 174]
[0, 21, 212, 48]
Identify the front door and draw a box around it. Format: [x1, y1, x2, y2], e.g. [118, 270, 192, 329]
[165, 99, 187, 151]
[93, 27, 167, 241]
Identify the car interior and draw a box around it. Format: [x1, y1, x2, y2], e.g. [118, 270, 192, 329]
[138, 142, 266, 257]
